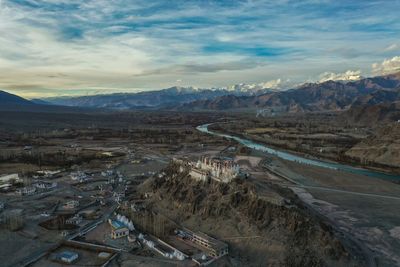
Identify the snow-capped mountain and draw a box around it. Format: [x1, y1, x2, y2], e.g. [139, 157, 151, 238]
[224, 78, 292, 95]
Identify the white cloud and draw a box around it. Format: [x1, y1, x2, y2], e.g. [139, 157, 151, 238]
[318, 70, 362, 82]
[1, 0, 400, 97]
[226, 78, 293, 92]
[372, 56, 400, 75]
[261, 79, 283, 89]
[384, 44, 400, 52]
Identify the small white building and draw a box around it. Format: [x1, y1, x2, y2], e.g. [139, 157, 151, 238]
[70, 171, 88, 182]
[16, 186, 36, 196]
[58, 251, 78, 264]
[108, 219, 129, 239]
[101, 170, 114, 177]
[34, 181, 57, 190]
[64, 200, 79, 209]
[113, 192, 125, 202]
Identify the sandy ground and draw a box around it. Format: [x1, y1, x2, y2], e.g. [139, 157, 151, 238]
[0, 163, 51, 175]
[389, 227, 400, 240]
[32, 243, 114, 267]
[115, 252, 180, 267]
[278, 159, 400, 267]
[0, 228, 56, 267]
[272, 158, 400, 196]
[234, 155, 262, 169]
[308, 188, 400, 267]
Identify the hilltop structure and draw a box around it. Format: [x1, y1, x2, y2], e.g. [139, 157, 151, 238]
[189, 156, 240, 183]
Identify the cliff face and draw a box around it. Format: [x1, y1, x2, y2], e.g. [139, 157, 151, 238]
[142, 164, 365, 267]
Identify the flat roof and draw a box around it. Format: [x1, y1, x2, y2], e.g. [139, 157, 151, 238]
[110, 220, 127, 230]
[193, 232, 227, 250]
[59, 251, 78, 259]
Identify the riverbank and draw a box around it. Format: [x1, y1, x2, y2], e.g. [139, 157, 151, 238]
[206, 118, 400, 176]
[197, 123, 400, 181]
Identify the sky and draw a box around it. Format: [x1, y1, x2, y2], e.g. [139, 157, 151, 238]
[1, 0, 400, 98]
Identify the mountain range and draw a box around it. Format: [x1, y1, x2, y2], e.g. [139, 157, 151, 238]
[1, 72, 399, 122]
[42, 87, 251, 110]
[0, 90, 97, 113]
[340, 101, 400, 125]
[0, 90, 34, 106]
[180, 72, 400, 113]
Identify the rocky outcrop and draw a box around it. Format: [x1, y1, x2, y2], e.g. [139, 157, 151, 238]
[145, 164, 365, 266]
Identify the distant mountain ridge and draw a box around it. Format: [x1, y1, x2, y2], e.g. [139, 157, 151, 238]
[0, 90, 34, 106]
[42, 86, 279, 109]
[0, 90, 102, 113]
[178, 72, 400, 113]
[340, 101, 400, 125]
[43, 86, 239, 109]
[5, 71, 400, 114]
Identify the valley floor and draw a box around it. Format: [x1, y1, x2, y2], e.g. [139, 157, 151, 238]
[0, 111, 399, 266]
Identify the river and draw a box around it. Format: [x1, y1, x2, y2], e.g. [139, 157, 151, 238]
[197, 123, 400, 180]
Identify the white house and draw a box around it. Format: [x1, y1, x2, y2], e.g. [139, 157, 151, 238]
[108, 219, 129, 239]
[64, 200, 79, 209]
[16, 186, 36, 196]
[58, 251, 79, 264]
[34, 181, 57, 190]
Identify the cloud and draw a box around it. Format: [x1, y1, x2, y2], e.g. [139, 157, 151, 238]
[384, 44, 400, 52]
[261, 79, 284, 89]
[327, 48, 365, 59]
[318, 70, 363, 82]
[226, 78, 293, 92]
[136, 60, 265, 76]
[0, 0, 400, 97]
[372, 56, 400, 75]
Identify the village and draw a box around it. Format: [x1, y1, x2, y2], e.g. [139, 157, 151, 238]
[0, 145, 244, 266]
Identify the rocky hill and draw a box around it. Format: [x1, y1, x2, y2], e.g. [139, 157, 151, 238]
[139, 163, 367, 266]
